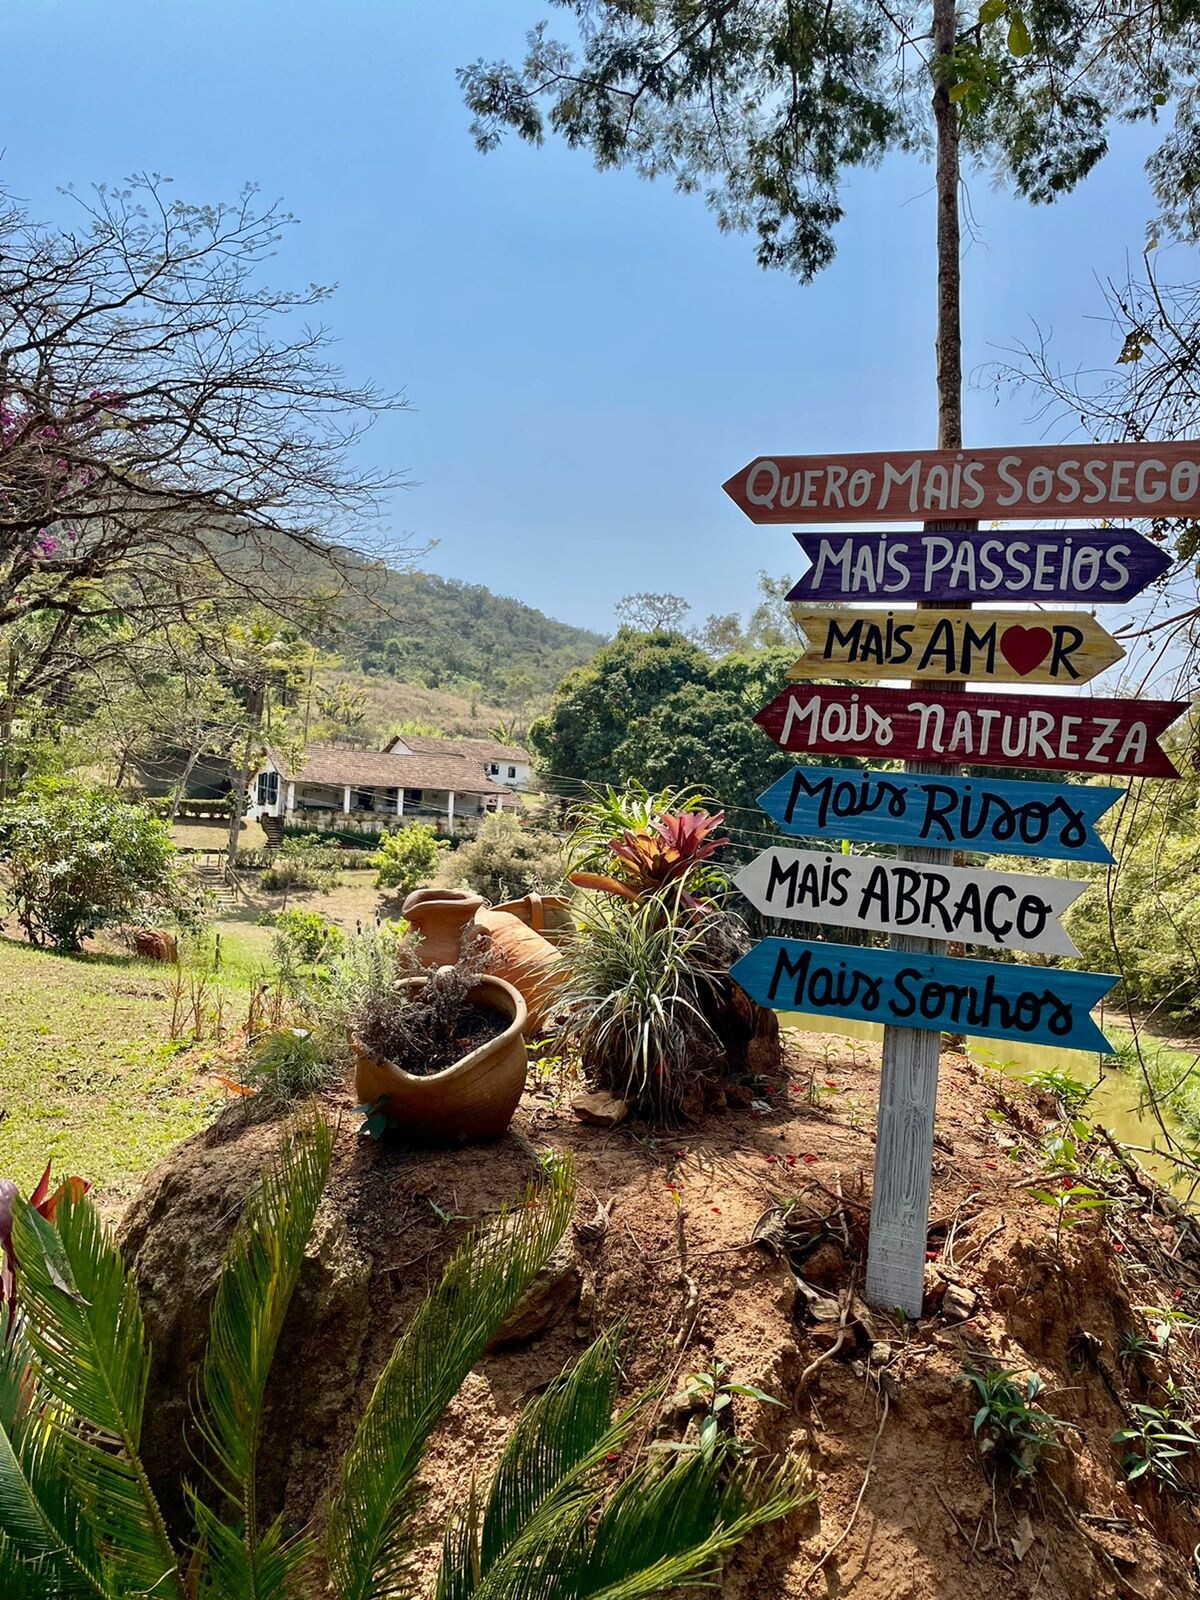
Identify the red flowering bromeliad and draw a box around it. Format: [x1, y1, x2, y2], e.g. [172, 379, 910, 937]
[570, 808, 729, 912]
[0, 1162, 91, 1330]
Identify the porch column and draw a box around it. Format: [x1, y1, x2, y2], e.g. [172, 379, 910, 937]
[342, 785, 352, 814]
[396, 788, 404, 816]
[283, 782, 294, 817]
[447, 791, 455, 832]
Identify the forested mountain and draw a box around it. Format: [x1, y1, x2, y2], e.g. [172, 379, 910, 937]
[334, 571, 607, 705]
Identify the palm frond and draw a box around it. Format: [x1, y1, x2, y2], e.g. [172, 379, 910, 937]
[11, 1195, 183, 1599]
[0, 1530, 62, 1600]
[190, 1115, 333, 1600]
[466, 1449, 809, 1600]
[436, 1329, 649, 1600]
[189, 1495, 316, 1600]
[326, 1157, 576, 1600]
[0, 1330, 108, 1599]
[572, 1450, 810, 1600]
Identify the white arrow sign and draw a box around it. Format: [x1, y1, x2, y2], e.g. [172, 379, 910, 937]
[735, 848, 1087, 958]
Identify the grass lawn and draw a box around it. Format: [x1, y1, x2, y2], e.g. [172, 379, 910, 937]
[0, 938, 222, 1203]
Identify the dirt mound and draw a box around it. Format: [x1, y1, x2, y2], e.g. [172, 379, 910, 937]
[118, 1033, 1200, 1599]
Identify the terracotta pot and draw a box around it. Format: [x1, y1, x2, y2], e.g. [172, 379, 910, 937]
[352, 973, 527, 1144]
[402, 888, 485, 967]
[491, 892, 575, 947]
[473, 908, 566, 1033]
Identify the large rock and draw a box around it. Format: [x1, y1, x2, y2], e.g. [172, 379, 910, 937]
[118, 1112, 372, 1532]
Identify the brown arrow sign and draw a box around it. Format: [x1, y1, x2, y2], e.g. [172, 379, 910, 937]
[789, 608, 1125, 686]
[724, 442, 1200, 523]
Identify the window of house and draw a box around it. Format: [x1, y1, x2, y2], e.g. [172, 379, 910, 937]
[354, 788, 375, 811]
[256, 771, 279, 808]
[507, 765, 517, 779]
[403, 788, 424, 804]
[487, 762, 500, 775]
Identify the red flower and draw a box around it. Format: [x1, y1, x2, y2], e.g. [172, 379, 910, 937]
[766, 1154, 777, 1164]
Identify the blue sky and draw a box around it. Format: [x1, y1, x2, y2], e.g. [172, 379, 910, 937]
[4, 0, 1173, 636]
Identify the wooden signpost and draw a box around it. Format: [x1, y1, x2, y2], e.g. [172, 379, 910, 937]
[755, 684, 1188, 777]
[730, 939, 1115, 1055]
[757, 767, 1123, 864]
[789, 607, 1124, 684]
[787, 527, 1171, 603]
[734, 847, 1086, 956]
[722, 437, 1194, 1321]
[723, 443, 1200, 524]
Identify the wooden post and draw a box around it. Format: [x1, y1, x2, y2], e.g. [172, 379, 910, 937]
[866, 0, 975, 1318]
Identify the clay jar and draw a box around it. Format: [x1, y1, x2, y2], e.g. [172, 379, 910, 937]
[402, 888, 565, 1033]
[490, 892, 575, 948]
[352, 973, 527, 1143]
[402, 889, 485, 967]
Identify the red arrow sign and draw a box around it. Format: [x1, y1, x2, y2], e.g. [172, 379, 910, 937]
[755, 686, 1189, 777]
[724, 443, 1200, 523]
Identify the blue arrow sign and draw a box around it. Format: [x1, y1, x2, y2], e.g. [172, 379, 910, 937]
[732, 938, 1116, 1054]
[758, 767, 1122, 864]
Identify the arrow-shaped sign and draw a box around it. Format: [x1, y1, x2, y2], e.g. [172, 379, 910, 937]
[731, 938, 1116, 1054]
[723, 444, 1200, 524]
[758, 767, 1122, 864]
[755, 685, 1189, 778]
[786, 528, 1171, 605]
[789, 608, 1124, 686]
[736, 847, 1086, 957]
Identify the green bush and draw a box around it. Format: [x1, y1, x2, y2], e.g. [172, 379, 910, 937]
[245, 1027, 339, 1101]
[261, 835, 342, 895]
[262, 908, 345, 964]
[0, 781, 184, 951]
[434, 812, 566, 904]
[372, 821, 448, 892]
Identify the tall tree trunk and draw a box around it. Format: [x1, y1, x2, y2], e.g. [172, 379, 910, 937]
[226, 686, 263, 870]
[0, 643, 16, 803]
[866, 0, 975, 1317]
[169, 745, 202, 824]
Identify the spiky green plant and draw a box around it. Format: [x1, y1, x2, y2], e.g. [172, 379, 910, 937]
[0, 1122, 807, 1598]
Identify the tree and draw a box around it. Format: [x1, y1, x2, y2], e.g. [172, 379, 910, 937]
[0, 176, 413, 706]
[0, 1129, 806, 1598]
[614, 591, 690, 632]
[529, 629, 714, 786]
[615, 681, 791, 809]
[0, 782, 182, 950]
[373, 821, 449, 892]
[460, 4, 1196, 289]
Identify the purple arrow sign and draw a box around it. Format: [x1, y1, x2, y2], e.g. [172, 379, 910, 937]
[787, 528, 1172, 605]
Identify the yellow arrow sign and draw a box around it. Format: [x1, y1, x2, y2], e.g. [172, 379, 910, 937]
[788, 607, 1125, 686]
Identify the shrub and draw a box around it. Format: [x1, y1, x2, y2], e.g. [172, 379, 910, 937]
[560, 887, 734, 1119]
[0, 782, 183, 951]
[372, 821, 448, 893]
[245, 1027, 339, 1102]
[435, 811, 565, 903]
[262, 907, 345, 964]
[260, 835, 342, 895]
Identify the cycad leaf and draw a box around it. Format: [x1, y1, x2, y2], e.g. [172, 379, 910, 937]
[437, 1329, 648, 1600]
[480, 1331, 626, 1570]
[0, 1332, 108, 1599]
[11, 1196, 182, 1598]
[189, 1494, 316, 1600]
[0, 1531, 63, 1600]
[572, 1451, 810, 1600]
[327, 1158, 575, 1600]
[190, 1116, 332, 1600]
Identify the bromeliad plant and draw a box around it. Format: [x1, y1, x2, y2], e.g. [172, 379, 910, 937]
[0, 1162, 90, 1329]
[568, 783, 730, 912]
[0, 1121, 807, 1598]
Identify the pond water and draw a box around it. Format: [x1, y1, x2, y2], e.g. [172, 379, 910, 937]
[781, 1010, 1188, 1193]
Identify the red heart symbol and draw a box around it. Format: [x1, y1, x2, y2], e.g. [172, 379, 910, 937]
[1000, 625, 1052, 676]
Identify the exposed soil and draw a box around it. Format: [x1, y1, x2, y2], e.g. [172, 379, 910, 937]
[118, 1028, 1200, 1600]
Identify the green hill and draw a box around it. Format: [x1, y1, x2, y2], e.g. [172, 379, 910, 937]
[335, 571, 606, 706]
